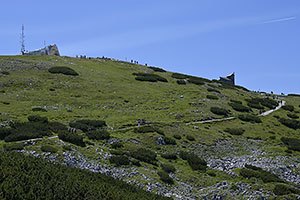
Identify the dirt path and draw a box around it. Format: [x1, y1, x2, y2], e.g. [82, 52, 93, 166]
[259, 100, 286, 116]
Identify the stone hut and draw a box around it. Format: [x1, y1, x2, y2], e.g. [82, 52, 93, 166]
[22, 44, 60, 56]
[219, 72, 235, 85]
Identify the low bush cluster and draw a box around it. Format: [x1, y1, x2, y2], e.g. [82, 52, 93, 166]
[157, 171, 174, 184]
[130, 148, 157, 164]
[240, 165, 282, 183]
[273, 184, 300, 195]
[161, 153, 177, 160]
[287, 113, 299, 119]
[176, 80, 186, 85]
[163, 136, 176, 145]
[161, 164, 176, 173]
[207, 88, 220, 93]
[246, 98, 278, 109]
[41, 145, 58, 153]
[133, 73, 168, 82]
[70, 119, 106, 132]
[186, 135, 195, 141]
[282, 105, 295, 112]
[3, 115, 56, 142]
[179, 151, 207, 171]
[48, 66, 79, 76]
[206, 95, 218, 100]
[86, 130, 110, 140]
[58, 131, 85, 147]
[32, 107, 48, 112]
[148, 66, 166, 72]
[238, 114, 262, 123]
[188, 77, 205, 85]
[3, 143, 24, 151]
[230, 99, 242, 104]
[134, 126, 164, 135]
[210, 107, 230, 116]
[278, 118, 300, 129]
[173, 134, 182, 140]
[0, 152, 170, 200]
[224, 128, 245, 135]
[281, 137, 300, 151]
[229, 102, 251, 112]
[109, 155, 130, 166]
[171, 72, 189, 79]
[111, 142, 124, 149]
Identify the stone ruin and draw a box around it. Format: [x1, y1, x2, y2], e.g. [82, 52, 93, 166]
[219, 72, 235, 85]
[22, 44, 60, 56]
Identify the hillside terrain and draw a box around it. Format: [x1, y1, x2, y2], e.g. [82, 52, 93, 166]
[0, 55, 300, 199]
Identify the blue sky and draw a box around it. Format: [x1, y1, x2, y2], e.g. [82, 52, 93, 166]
[1, 0, 300, 94]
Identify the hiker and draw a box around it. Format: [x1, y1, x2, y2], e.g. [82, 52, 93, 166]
[137, 119, 141, 127]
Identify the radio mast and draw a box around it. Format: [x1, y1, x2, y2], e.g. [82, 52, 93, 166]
[20, 24, 25, 54]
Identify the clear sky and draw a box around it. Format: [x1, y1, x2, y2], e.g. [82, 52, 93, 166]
[1, 0, 299, 94]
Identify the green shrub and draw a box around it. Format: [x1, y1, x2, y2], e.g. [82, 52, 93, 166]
[288, 94, 300, 97]
[133, 73, 168, 82]
[207, 88, 220, 93]
[281, 137, 300, 151]
[0, 152, 170, 200]
[58, 131, 85, 147]
[70, 119, 106, 132]
[1, 71, 10, 75]
[210, 107, 230, 116]
[240, 167, 282, 183]
[287, 113, 299, 119]
[163, 136, 176, 145]
[48, 66, 79, 76]
[245, 164, 261, 170]
[207, 171, 216, 177]
[179, 151, 207, 171]
[188, 77, 205, 85]
[246, 98, 278, 109]
[186, 135, 195, 141]
[86, 130, 110, 140]
[230, 99, 242, 104]
[161, 153, 177, 160]
[28, 115, 48, 123]
[0, 128, 12, 140]
[130, 148, 157, 164]
[49, 122, 67, 133]
[238, 114, 262, 123]
[41, 145, 57, 153]
[148, 66, 166, 72]
[274, 184, 300, 195]
[161, 164, 176, 173]
[247, 102, 264, 110]
[278, 118, 300, 129]
[229, 102, 251, 112]
[111, 142, 123, 149]
[173, 134, 181, 140]
[32, 107, 47, 112]
[3, 143, 24, 151]
[109, 155, 130, 166]
[224, 128, 245, 135]
[282, 105, 295, 112]
[171, 72, 189, 79]
[176, 80, 186, 85]
[157, 171, 174, 184]
[5, 121, 52, 142]
[134, 126, 156, 133]
[206, 95, 218, 100]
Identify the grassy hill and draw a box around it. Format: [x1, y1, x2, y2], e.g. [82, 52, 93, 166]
[0, 55, 300, 199]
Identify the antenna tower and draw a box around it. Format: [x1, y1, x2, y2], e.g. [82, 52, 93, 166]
[20, 24, 25, 54]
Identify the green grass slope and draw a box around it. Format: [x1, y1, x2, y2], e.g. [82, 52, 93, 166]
[1, 55, 300, 199]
